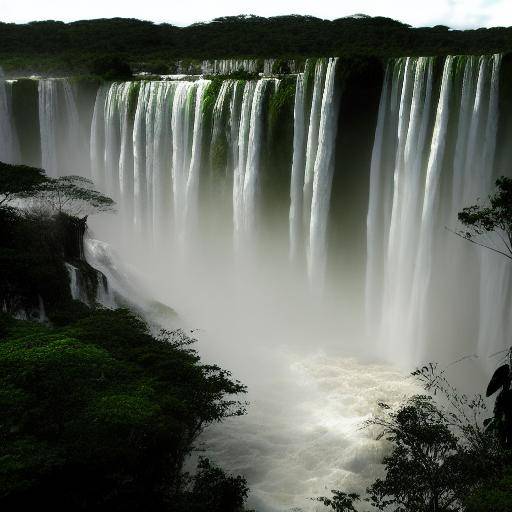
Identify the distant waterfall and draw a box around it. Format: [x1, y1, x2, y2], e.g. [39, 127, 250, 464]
[202, 59, 259, 75]
[200, 58, 293, 76]
[0, 68, 20, 164]
[38, 79, 82, 178]
[38, 80, 59, 176]
[366, 54, 510, 366]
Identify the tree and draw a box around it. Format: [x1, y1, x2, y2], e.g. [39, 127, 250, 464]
[33, 175, 115, 217]
[455, 176, 512, 260]
[0, 162, 47, 207]
[174, 458, 250, 512]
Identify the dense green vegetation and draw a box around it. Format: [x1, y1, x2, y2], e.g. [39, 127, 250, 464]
[0, 162, 250, 511]
[1, 15, 512, 74]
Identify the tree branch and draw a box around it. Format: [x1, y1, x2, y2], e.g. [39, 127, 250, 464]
[445, 227, 512, 260]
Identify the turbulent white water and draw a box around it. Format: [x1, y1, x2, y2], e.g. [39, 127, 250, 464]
[2, 55, 512, 510]
[0, 68, 20, 164]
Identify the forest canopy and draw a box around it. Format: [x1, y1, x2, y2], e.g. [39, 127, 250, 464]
[1, 15, 512, 74]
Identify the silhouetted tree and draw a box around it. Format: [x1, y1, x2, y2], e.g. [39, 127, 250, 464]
[455, 176, 512, 260]
[0, 161, 47, 207]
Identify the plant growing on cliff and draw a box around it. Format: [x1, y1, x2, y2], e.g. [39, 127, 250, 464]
[33, 175, 115, 217]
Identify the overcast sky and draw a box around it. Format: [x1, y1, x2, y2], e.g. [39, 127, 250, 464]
[1, 0, 512, 29]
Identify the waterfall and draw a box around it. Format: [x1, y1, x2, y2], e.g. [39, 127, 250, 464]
[288, 58, 341, 286]
[308, 58, 341, 287]
[289, 72, 306, 260]
[242, 79, 273, 236]
[0, 68, 20, 164]
[90, 84, 108, 189]
[39, 78, 82, 178]
[366, 54, 509, 367]
[2, 55, 511, 371]
[65, 263, 81, 301]
[38, 80, 59, 176]
[202, 59, 259, 75]
[233, 81, 257, 243]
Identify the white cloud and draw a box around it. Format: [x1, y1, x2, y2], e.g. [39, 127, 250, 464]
[0, 0, 511, 28]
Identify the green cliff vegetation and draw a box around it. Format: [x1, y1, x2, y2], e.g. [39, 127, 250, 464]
[1, 15, 512, 75]
[0, 162, 250, 512]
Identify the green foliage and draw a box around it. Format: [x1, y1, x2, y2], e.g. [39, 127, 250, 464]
[210, 138, 229, 172]
[2, 15, 512, 74]
[457, 176, 512, 259]
[0, 310, 247, 511]
[363, 396, 471, 511]
[90, 55, 133, 80]
[174, 458, 249, 512]
[316, 490, 360, 512]
[465, 468, 512, 512]
[202, 78, 223, 116]
[0, 163, 249, 510]
[271, 59, 292, 75]
[268, 76, 295, 132]
[128, 81, 141, 118]
[0, 161, 47, 206]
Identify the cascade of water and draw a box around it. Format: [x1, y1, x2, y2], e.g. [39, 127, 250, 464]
[381, 57, 435, 356]
[202, 59, 259, 75]
[407, 56, 455, 361]
[242, 79, 274, 235]
[302, 59, 327, 231]
[308, 58, 341, 287]
[288, 58, 341, 287]
[38, 78, 82, 178]
[365, 64, 392, 330]
[366, 54, 509, 367]
[38, 80, 59, 176]
[289, 72, 306, 260]
[97, 273, 116, 308]
[151, 82, 175, 240]
[474, 55, 506, 364]
[185, 80, 210, 233]
[65, 263, 81, 301]
[229, 81, 244, 175]
[233, 81, 257, 243]
[451, 56, 479, 214]
[90, 85, 108, 189]
[0, 69, 20, 164]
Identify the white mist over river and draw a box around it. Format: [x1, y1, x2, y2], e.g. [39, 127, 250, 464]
[84, 232, 418, 512]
